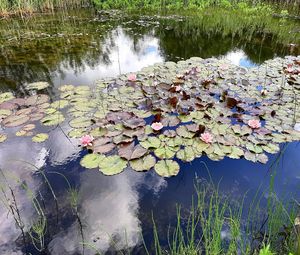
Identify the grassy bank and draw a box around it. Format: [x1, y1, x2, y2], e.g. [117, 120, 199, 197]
[0, 0, 299, 17]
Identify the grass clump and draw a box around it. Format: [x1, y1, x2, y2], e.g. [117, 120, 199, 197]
[148, 177, 300, 255]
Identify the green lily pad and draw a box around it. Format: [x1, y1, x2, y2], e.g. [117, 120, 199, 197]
[0, 109, 12, 117]
[154, 160, 180, 177]
[0, 134, 7, 143]
[26, 82, 49, 90]
[176, 126, 194, 138]
[41, 112, 65, 126]
[59, 84, 74, 92]
[0, 92, 15, 104]
[246, 143, 263, 154]
[69, 117, 93, 129]
[90, 127, 107, 138]
[68, 128, 86, 138]
[32, 133, 49, 143]
[176, 146, 196, 162]
[130, 155, 156, 172]
[98, 155, 127, 175]
[80, 154, 104, 169]
[262, 143, 280, 154]
[140, 136, 161, 149]
[228, 146, 244, 159]
[51, 100, 69, 109]
[16, 130, 28, 137]
[154, 145, 179, 159]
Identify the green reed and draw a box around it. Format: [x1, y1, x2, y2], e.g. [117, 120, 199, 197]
[0, 0, 89, 17]
[147, 172, 300, 255]
[91, 0, 300, 13]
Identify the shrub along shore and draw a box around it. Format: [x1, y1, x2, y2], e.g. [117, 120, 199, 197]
[0, 0, 299, 17]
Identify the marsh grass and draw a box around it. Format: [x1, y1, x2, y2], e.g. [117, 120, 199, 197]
[148, 174, 300, 255]
[92, 0, 300, 13]
[0, 0, 89, 17]
[0, 0, 299, 17]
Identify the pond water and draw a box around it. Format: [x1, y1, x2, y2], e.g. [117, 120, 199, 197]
[0, 9, 300, 255]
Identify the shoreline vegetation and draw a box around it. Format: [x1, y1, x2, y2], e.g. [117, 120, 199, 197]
[0, 0, 300, 18]
[148, 177, 300, 255]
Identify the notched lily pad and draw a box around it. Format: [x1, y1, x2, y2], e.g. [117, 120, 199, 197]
[130, 155, 156, 171]
[118, 142, 147, 160]
[80, 154, 104, 169]
[154, 160, 180, 177]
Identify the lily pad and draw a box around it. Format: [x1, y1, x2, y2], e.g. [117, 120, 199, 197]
[0, 92, 15, 104]
[154, 145, 179, 159]
[69, 117, 93, 129]
[176, 126, 194, 138]
[51, 100, 69, 109]
[32, 133, 49, 143]
[140, 136, 161, 149]
[130, 155, 156, 171]
[41, 112, 65, 126]
[26, 82, 49, 90]
[98, 155, 127, 175]
[80, 154, 104, 169]
[154, 160, 180, 177]
[123, 118, 146, 129]
[68, 129, 86, 138]
[0, 134, 7, 143]
[118, 142, 147, 160]
[176, 146, 197, 162]
[2, 114, 30, 127]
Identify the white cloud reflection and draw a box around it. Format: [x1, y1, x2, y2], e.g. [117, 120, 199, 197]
[53, 27, 164, 87]
[0, 123, 79, 254]
[0, 121, 167, 254]
[223, 49, 256, 68]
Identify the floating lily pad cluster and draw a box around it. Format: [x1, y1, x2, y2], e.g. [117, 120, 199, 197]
[0, 56, 300, 177]
[0, 93, 54, 142]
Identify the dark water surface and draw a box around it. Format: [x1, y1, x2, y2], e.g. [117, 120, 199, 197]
[0, 9, 300, 255]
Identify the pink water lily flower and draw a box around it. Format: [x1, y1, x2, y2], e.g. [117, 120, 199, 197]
[200, 132, 213, 144]
[80, 135, 94, 147]
[248, 119, 261, 129]
[219, 63, 229, 70]
[286, 66, 294, 73]
[128, 73, 137, 82]
[151, 122, 164, 131]
[175, 85, 181, 92]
